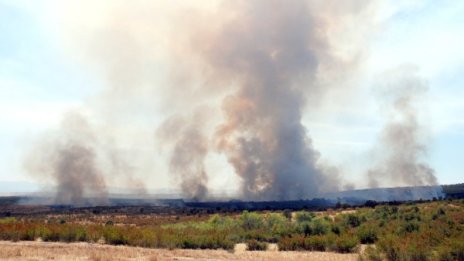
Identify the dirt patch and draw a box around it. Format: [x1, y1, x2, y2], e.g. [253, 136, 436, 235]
[267, 243, 278, 251]
[0, 241, 359, 261]
[234, 243, 247, 252]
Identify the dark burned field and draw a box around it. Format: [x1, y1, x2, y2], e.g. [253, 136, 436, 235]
[0, 197, 464, 261]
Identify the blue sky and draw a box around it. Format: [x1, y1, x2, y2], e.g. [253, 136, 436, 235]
[0, 1, 101, 184]
[0, 1, 463, 194]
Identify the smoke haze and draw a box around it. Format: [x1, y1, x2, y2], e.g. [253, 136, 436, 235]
[157, 112, 210, 200]
[25, 112, 108, 206]
[21, 1, 442, 204]
[368, 66, 437, 188]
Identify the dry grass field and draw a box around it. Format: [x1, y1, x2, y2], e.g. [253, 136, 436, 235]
[0, 241, 359, 261]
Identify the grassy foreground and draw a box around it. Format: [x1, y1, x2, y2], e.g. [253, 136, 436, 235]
[1, 199, 463, 261]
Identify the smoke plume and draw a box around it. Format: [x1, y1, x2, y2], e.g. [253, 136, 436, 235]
[25, 1, 385, 202]
[183, 0, 373, 200]
[157, 113, 209, 200]
[26, 112, 108, 206]
[368, 66, 438, 188]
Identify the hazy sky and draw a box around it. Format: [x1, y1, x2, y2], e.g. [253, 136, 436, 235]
[0, 0, 463, 194]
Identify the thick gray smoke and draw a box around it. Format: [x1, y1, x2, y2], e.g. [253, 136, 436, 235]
[185, 0, 362, 200]
[26, 112, 108, 206]
[26, 0, 385, 202]
[54, 145, 107, 205]
[157, 113, 209, 200]
[368, 66, 438, 188]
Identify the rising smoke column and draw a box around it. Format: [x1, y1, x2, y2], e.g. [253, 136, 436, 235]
[187, 0, 357, 200]
[24, 1, 379, 202]
[368, 66, 438, 188]
[157, 113, 209, 200]
[26, 112, 108, 206]
[54, 144, 107, 206]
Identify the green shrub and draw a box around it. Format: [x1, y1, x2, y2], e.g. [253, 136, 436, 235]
[434, 246, 454, 261]
[75, 227, 87, 241]
[404, 242, 430, 261]
[246, 239, 268, 251]
[450, 241, 464, 261]
[331, 224, 341, 235]
[295, 211, 315, 223]
[299, 222, 312, 236]
[59, 226, 77, 242]
[283, 210, 292, 220]
[400, 221, 420, 234]
[346, 214, 361, 228]
[311, 219, 329, 236]
[278, 235, 305, 251]
[357, 225, 378, 244]
[359, 245, 383, 261]
[332, 234, 358, 253]
[377, 235, 401, 261]
[266, 213, 287, 229]
[305, 236, 326, 251]
[103, 227, 127, 245]
[240, 211, 263, 230]
[36, 225, 52, 241]
[437, 208, 446, 216]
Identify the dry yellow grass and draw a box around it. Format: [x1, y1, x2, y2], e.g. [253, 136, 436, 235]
[0, 241, 359, 261]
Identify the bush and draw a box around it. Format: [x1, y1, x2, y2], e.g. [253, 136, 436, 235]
[277, 234, 338, 252]
[278, 235, 305, 251]
[435, 246, 455, 261]
[265, 213, 289, 239]
[311, 219, 329, 236]
[209, 215, 235, 229]
[357, 225, 378, 244]
[305, 236, 326, 251]
[400, 221, 420, 234]
[246, 239, 268, 251]
[333, 234, 358, 253]
[346, 214, 361, 228]
[240, 211, 263, 230]
[295, 211, 315, 223]
[331, 224, 341, 235]
[266, 213, 287, 229]
[377, 235, 401, 261]
[103, 227, 127, 245]
[450, 241, 464, 261]
[359, 245, 383, 261]
[299, 222, 312, 236]
[405, 243, 430, 261]
[283, 210, 292, 220]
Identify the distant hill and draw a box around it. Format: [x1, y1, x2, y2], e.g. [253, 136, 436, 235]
[1, 182, 463, 208]
[323, 185, 445, 202]
[442, 183, 464, 198]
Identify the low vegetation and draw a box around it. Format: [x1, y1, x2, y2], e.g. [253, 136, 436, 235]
[0, 200, 463, 260]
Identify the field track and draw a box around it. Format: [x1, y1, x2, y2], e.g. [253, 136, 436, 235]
[0, 241, 359, 261]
